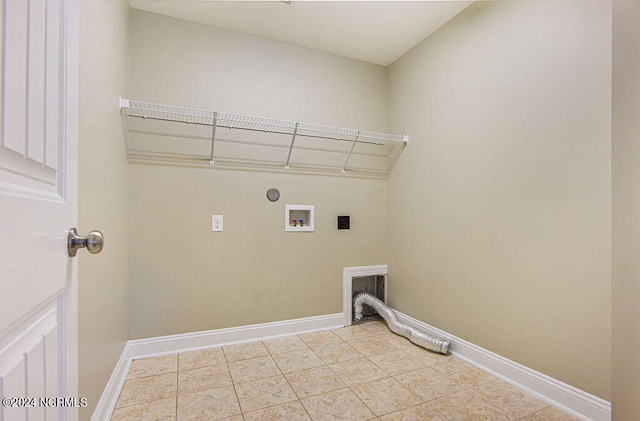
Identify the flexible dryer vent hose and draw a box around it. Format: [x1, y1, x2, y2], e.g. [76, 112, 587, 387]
[353, 292, 450, 355]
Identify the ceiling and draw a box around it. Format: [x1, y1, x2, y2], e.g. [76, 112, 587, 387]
[127, 1, 473, 66]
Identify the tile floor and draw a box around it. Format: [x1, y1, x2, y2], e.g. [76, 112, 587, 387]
[110, 321, 580, 420]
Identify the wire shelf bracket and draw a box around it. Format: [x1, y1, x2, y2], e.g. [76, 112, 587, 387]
[119, 98, 409, 178]
[285, 123, 299, 171]
[209, 113, 218, 166]
[342, 131, 360, 175]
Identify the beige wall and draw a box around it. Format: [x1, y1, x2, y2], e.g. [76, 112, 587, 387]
[387, 1, 612, 400]
[127, 11, 389, 339]
[78, 0, 129, 418]
[612, 0, 640, 418]
[128, 167, 386, 338]
[128, 10, 387, 130]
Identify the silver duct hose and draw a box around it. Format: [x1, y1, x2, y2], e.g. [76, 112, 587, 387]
[353, 292, 450, 355]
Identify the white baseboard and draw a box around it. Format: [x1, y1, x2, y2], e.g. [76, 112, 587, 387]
[90, 348, 132, 421]
[395, 311, 612, 421]
[123, 313, 343, 358]
[90, 313, 343, 421]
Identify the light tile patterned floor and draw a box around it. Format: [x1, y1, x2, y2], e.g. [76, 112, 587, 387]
[110, 321, 581, 420]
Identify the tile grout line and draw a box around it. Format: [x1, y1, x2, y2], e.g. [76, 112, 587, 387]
[174, 354, 180, 421]
[263, 335, 314, 421]
[228, 372, 244, 420]
[305, 331, 369, 420]
[326, 327, 383, 420]
[263, 338, 296, 417]
[221, 345, 247, 420]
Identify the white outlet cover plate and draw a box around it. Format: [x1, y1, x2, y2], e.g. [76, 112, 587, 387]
[212, 215, 223, 232]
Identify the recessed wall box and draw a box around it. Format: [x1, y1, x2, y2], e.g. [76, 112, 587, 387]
[338, 215, 350, 230]
[352, 275, 386, 319]
[285, 205, 314, 232]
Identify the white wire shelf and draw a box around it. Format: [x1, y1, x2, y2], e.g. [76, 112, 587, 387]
[119, 98, 408, 178]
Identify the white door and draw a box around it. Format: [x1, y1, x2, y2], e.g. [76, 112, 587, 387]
[0, 1, 80, 421]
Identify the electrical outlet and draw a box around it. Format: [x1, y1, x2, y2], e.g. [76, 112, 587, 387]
[212, 215, 223, 232]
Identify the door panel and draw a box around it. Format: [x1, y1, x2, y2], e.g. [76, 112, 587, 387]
[1, 0, 62, 194]
[0, 298, 60, 421]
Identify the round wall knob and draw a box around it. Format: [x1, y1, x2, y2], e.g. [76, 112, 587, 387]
[85, 231, 104, 254]
[68, 228, 104, 257]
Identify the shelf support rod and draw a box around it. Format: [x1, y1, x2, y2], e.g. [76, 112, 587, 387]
[209, 112, 218, 166]
[285, 123, 299, 171]
[342, 131, 360, 175]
